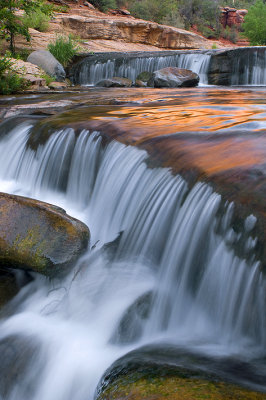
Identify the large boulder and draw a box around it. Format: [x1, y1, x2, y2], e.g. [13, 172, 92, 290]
[96, 77, 132, 87]
[97, 369, 266, 400]
[148, 67, 199, 88]
[27, 50, 66, 82]
[0, 192, 90, 277]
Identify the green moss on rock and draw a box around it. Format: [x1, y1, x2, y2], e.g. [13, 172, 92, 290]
[0, 192, 90, 277]
[97, 371, 266, 400]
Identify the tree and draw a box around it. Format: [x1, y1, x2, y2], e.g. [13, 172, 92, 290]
[242, 0, 266, 45]
[0, 0, 51, 54]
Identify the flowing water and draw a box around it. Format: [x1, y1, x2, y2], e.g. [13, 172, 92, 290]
[72, 47, 266, 86]
[0, 86, 265, 399]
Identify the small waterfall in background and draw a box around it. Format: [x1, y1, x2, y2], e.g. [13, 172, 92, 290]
[231, 48, 266, 85]
[73, 51, 212, 86]
[72, 47, 266, 86]
[0, 121, 265, 399]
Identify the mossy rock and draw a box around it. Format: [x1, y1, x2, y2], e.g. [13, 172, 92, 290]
[0, 192, 90, 277]
[97, 370, 266, 400]
[135, 71, 153, 86]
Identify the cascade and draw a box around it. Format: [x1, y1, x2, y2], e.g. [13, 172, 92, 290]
[72, 51, 212, 86]
[0, 120, 265, 399]
[72, 47, 266, 86]
[230, 48, 266, 85]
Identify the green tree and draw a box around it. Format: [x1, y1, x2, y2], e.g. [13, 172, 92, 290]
[0, 0, 52, 54]
[242, 0, 266, 45]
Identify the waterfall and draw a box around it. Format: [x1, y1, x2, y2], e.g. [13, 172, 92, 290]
[0, 121, 265, 399]
[231, 48, 266, 86]
[73, 51, 212, 86]
[72, 47, 266, 87]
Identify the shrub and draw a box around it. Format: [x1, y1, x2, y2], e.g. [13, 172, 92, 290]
[0, 56, 28, 94]
[23, 9, 50, 32]
[242, 0, 266, 45]
[162, 10, 185, 29]
[128, 0, 179, 24]
[89, 0, 116, 12]
[47, 35, 79, 67]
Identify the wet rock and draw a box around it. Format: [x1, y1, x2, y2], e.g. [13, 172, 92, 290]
[0, 192, 90, 277]
[96, 77, 133, 87]
[148, 67, 199, 88]
[0, 269, 19, 308]
[48, 81, 69, 90]
[97, 368, 266, 400]
[111, 292, 153, 344]
[27, 50, 66, 82]
[135, 71, 153, 87]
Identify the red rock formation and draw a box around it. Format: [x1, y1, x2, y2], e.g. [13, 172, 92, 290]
[220, 7, 247, 29]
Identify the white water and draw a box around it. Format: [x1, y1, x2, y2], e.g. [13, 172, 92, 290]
[76, 53, 211, 85]
[0, 123, 265, 399]
[231, 48, 266, 86]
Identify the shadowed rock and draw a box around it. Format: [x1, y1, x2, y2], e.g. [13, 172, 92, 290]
[96, 77, 133, 87]
[0, 192, 90, 277]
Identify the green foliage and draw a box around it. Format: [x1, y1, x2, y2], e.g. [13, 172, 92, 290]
[242, 0, 266, 45]
[128, 0, 179, 24]
[89, 0, 116, 12]
[41, 73, 55, 85]
[162, 10, 185, 29]
[221, 26, 239, 43]
[23, 9, 50, 32]
[0, 0, 52, 54]
[178, 0, 221, 32]
[212, 42, 217, 49]
[47, 35, 79, 67]
[0, 55, 28, 94]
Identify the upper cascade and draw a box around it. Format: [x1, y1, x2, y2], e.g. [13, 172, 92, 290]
[71, 47, 266, 86]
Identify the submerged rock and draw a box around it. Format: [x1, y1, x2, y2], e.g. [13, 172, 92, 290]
[148, 67, 199, 88]
[96, 77, 133, 87]
[27, 50, 66, 82]
[111, 291, 153, 344]
[0, 192, 90, 277]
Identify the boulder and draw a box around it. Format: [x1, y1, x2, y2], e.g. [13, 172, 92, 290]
[27, 50, 66, 82]
[97, 369, 266, 400]
[0, 192, 90, 277]
[135, 71, 153, 87]
[96, 77, 132, 87]
[148, 67, 199, 88]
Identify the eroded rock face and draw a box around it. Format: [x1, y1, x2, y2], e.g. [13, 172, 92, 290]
[148, 67, 199, 88]
[58, 15, 209, 50]
[96, 77, 133, 87]
[27, 50, 66, 82]
[0, 192, 90, 277]
[220, 7, 247, 29]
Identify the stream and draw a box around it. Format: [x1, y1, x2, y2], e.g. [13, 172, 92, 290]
[0, 56, 265, 400]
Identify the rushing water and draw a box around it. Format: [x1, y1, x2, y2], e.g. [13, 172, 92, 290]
[73, 51, 212, 85]
[72, 47, 266, 86]
[0, 111, 265, 399]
